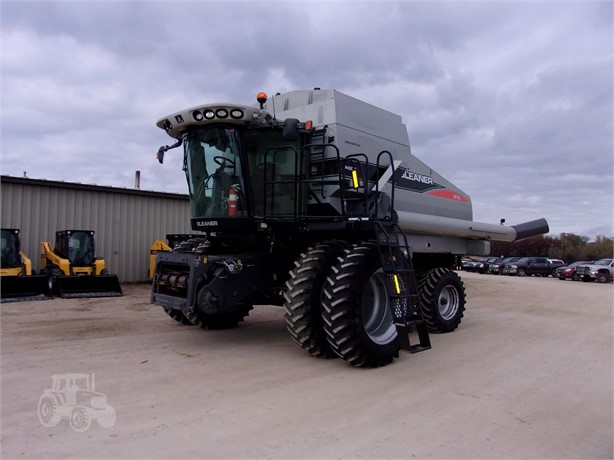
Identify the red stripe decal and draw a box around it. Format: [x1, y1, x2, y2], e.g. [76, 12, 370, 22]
[427, 189, 470, 202]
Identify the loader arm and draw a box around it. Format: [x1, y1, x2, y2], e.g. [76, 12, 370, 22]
[40, 242, 71, 275]
[19, 250, 32, 276]
[94, 259, 106, 276]
[149, 240, 172, 280]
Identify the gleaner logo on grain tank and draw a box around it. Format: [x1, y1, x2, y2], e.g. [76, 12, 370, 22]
[400, 170, 434, 185]
[393, 167, 439, 193]
[393, 168, 469, 202]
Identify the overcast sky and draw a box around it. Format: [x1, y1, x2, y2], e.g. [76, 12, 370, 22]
[1, 1, 612, 238]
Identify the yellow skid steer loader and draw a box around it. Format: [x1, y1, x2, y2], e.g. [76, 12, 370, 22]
[149, 234, 199, 279]
[40, 230, 122, 298]
[1, 228, 52, 303]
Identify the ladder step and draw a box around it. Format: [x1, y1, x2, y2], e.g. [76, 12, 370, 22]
[395, 321, 431, 353]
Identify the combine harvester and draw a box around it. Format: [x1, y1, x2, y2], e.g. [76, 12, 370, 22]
[151, 88, 549, 367]
[1, 228, 52, 303]
[40, 230, 122, 298]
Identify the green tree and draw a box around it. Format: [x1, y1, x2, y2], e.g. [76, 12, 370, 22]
[585, 236, 614, 261]
[489, 233, 612, 263]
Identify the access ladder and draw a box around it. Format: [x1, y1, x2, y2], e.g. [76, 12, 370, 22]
[375, 221, 431, 353]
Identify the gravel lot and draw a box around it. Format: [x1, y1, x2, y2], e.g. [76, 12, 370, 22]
[1, 272, 612, 458]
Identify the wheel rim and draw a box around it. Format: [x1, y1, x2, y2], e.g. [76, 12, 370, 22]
[41, 401, 52, 418]
[39, 398, 55, 423]
[438, 285, 460, 320]
[71, 407, 88, 431]
[361, 271, 396, 345]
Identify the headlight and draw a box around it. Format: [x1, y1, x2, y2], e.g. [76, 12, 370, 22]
[192, 110, 204, 121]
[230, 109, 244, 119]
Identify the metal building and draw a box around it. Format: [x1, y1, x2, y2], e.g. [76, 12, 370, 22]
[1, 175, 194, 282]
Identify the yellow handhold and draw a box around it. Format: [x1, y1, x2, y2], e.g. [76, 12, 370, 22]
[393, 274, 401, 294]
[352, 170, 359, 189]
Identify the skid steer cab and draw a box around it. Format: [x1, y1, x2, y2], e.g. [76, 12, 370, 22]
[1, 228, 52, 303]
[40, 230, 123, 298]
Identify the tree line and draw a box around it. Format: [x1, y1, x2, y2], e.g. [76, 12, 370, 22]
[489, 234, 614, 263]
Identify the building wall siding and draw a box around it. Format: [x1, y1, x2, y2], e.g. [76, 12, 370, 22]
[1, 176, 193, 282]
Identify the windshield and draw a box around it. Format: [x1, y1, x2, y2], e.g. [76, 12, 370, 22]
[183, 126, 247, 218]
[0, 230, 20, 268]
[594, 259, 613, 266]
[68, 232, 95, 266]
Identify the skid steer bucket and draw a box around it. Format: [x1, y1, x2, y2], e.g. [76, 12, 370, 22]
[53, 274, 123, 299]
[0, 275, 53, 303]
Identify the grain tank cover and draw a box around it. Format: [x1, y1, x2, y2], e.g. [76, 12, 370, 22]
[265, 89, 473, 222]
[264, 89, 410, 150]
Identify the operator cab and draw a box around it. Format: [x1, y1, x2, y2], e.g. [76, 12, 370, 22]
[1, 229, 21, 269]
[156, 93, 310, 232]
[55, 230, 96, 267]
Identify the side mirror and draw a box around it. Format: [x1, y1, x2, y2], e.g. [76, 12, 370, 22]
[156, 139, 182, 164]
[157, 146, 165, 164]
[283, 118, 300, 141]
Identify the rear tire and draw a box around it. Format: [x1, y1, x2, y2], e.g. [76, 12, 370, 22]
[284, 242, 348, 358]
[597, 272, 611, 283]
[41, 267, 63, 294]
[38, 395, 60, 427]
[419, 268, 466, 333]
[321, 243, 399, 368]
[185, 304, 253, 329]
[163, 308, 194, 325]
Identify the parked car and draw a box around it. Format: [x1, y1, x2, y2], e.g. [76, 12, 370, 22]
[556, 261, 594, 281]
[461, 257, 486, 273]
[547, 259, 566, 277]
[503, 257, 552, 277]
[488, 257, 521, 275]
[575, 259, 614, 283]
[481, 257, 504, 274]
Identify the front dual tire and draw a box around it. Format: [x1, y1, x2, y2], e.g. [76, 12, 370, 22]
[283, 242, 350, 358]
[318, 243, 466, 368]
[321, 243, 400, 368]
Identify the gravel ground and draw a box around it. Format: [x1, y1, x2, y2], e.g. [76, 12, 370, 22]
[1, 272, 612, 459]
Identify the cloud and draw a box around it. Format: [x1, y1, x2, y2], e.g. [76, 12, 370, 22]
[1, 0, 611, 238]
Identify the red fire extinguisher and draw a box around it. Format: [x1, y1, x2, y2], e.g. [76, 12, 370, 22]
[227, 186, 238, 216]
